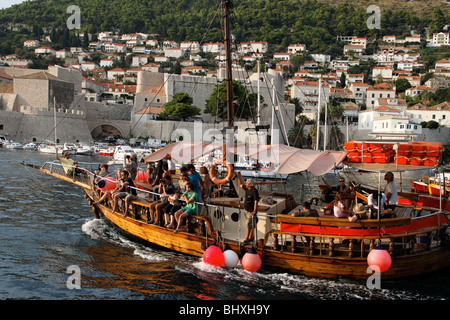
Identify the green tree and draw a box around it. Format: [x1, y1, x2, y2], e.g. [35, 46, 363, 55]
[395, 78, 412, 94]
[160, 92, 200, 120]
[204, 80, 255, 120]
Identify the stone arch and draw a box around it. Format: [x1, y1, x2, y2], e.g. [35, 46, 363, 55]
[90, 123, 124, 140]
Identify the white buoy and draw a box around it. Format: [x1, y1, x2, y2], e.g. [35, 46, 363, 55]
[223, 249, 239, 268]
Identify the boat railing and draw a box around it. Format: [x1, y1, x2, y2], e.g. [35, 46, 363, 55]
[267, 213, 449, 258]
[41, 161, 105, 187]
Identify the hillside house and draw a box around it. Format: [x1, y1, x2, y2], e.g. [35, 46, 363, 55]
[435, 59, 450, 69]
[35, 47, 56, 56]
[107, 68, 126, 81]
[180, 41, 201, 52]
[366, 83, 396, 109]
[406, 102, 450, 126]
[24, 40, 40, 48]
[344, 45, 364, 57]
[430, 32, 450, 47]
[202, 42, 224, 53]
[405, 85, 435, 98]
[372, 66, 393, 81]
[131, 55, 149, 67]
[348, 82, 370, 106]
[238, 41, 268, 54]
[273, 52, 291, 61]
[290, 80, 330, 120]
[288, 44, 306, 55]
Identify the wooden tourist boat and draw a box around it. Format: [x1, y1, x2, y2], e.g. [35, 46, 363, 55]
[22, 141, 450, 280]
[21, 0, 450, 280]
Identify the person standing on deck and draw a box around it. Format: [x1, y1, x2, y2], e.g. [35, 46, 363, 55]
[56, 150, 74, 176]
[384, 172, 398, 210]
[239, 178, 260, 244]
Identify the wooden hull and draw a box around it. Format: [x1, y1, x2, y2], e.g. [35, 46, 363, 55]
[260, 247, 450, 280]
[97, 202, 210, 258]
[88, 190, 450, 280]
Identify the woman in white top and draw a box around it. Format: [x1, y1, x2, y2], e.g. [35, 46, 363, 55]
[333, 192, 351, 218]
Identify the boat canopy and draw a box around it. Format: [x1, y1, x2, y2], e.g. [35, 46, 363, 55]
[143, 141, 347, 176]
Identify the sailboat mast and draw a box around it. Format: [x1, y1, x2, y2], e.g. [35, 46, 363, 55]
[54, 97, 57, 145]
[223, 0, 234, 127]
[257, 58, 261, 125]
[315, 78, 321, 151]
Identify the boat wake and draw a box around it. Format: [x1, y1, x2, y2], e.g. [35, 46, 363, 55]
[81, 218, 169, 262]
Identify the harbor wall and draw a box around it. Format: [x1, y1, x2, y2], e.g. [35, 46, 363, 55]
[0, 108, 92, 144]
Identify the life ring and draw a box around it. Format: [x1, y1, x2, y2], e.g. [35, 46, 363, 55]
[209, 163, 234, 186]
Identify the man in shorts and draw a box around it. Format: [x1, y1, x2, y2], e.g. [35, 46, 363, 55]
[110, 170, 138, 217]
[239, 178, 260, 244]
[56, 150, 74, 177]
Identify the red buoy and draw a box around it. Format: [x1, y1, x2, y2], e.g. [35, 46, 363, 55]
[203, 243, 224, 267]
[367, 245, 392, 272]
[99, 177, 116, 191]
[241, 247, 262, 273]
[135, 171, 148, 184]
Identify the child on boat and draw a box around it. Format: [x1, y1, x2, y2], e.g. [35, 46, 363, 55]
[171, 182, 198, 233]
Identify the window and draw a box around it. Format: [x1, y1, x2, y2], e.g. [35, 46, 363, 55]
[443, 115, 446, 120]
[432, 115, 436, 119]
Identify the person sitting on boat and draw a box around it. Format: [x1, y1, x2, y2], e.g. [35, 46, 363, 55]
[123, 154, 138, 180]
[333, 192, 352, 218]
[367, 190, 394, 219]
[56, 150, 75, 177]
[110, 170, 138, 217]
[148, 175, 176, 225]
[166, 154, 176, 174]
[93, 168, 123, 205]
[333, 177, 348, 193]
[151, 160, 164, 201]
[187, 164, 204, 203]
[384, 172, 398, 211]
[162, 162, 173, 184]
[199, 166, 212, 199]
[348, 203, 368, 222]
[92, 163, 111, 191]
[171, 182, 198, 233]
[163, 172, 189, 228]
[94, 163, 110, 177]
[292, 201, 319, 217]
[72, 161, 88, 177]
[239, 178, 260, 244]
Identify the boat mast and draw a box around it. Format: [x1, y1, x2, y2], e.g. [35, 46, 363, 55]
[257, 58, 261, 125]
[315, 78, 321, 151]
[223, 0, 234, 127]
[54, 97, 57, 145]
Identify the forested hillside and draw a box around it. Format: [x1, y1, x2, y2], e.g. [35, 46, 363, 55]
[0, 0, 448, 55]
